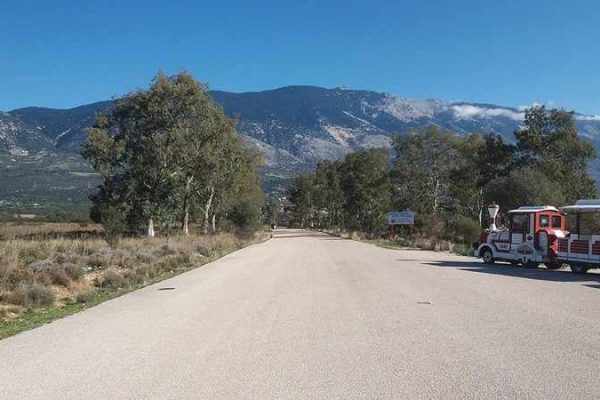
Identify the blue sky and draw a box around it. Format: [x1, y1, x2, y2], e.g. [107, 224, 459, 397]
[1, 0, 599, 114]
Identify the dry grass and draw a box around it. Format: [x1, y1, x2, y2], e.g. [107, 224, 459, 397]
[0, 223, 265, 322]
[323, 229, 461, 254]
[0, 222, 103, 241]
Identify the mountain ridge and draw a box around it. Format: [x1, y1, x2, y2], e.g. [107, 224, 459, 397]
[2, 85, 600, 215]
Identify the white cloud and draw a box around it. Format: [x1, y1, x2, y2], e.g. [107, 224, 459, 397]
[576, 115, 600, 121]
[451, 105, 524, 121]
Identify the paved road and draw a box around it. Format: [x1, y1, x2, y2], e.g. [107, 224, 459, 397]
[1, 229, 599, 399]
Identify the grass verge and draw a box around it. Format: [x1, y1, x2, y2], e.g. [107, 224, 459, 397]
[320, 229, 474, 256]
[0, 228, 270, 340]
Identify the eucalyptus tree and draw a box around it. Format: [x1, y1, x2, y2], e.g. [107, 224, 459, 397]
[515, 106, 597, 202]
[392, 126, 459, 216]
[173, 97, 231, 235]
[312, 160, 345, 229]
[84, 72, 263, 237]
[339, 148, 391, 234]
[289, 174, 316, 228]
[223, 147, 265, 231]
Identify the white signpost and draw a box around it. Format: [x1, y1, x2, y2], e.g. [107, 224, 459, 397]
[387, 210, 415, 225]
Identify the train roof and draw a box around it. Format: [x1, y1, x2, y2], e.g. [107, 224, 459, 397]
[561, 199, 600, 213]
[507, 206, 560, 214]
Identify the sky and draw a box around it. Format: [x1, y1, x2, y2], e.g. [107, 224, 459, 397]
[1, 0, 599, 114]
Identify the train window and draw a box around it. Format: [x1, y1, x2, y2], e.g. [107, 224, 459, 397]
[578, 213, 600, 236]
[539, 215, 549, 228]
[566, 214, 577, 232]
[511, 214, 529, 233]
[551, 216, 562, 229]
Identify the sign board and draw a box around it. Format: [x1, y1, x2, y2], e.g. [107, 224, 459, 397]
[387, 210, 415, 225]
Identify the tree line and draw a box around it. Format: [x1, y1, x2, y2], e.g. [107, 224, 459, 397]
[82, 72, 264, 241]
[287, 106, 597, 241]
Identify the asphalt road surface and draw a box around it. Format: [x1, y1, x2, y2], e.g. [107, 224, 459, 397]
[1, 229, 599, 399]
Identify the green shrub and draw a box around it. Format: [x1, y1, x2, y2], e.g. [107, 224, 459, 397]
[98, 204, 128, 247]
[75, 289, 97, 304]
[451, 216, 481, 244]
[453, 243, 474, 256]
[195, 245, 214, 257]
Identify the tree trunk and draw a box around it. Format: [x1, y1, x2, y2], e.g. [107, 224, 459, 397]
[211, 213, 216, 233]
[183, 210, 190, 236]
[203, 186, 215, 234]
[147, 217, 155, 238]
[182, 177, 193, 235]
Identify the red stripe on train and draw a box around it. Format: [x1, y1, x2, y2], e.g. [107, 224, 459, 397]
[570, 240, 589, 254]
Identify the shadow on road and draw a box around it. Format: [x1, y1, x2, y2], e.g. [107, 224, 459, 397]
[271, 230, 343, 240]
[584, 284, 600, 290]
[423, 260, 600, 287]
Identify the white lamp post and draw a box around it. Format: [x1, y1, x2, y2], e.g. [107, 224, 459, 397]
[488, 203, 500, 231]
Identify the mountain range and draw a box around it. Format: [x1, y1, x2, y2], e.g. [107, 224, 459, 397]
[2, 85, 600, 216]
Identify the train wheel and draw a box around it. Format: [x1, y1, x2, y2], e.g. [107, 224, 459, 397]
[570, 264, 589, 274]
[482, 249, 494, 264]
[545, 262, 562, 270]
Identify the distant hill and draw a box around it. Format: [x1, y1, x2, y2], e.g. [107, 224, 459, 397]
[2, 86, 600, 216]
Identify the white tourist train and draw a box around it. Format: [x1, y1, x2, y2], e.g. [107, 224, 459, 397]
[475, 200, 600, 274]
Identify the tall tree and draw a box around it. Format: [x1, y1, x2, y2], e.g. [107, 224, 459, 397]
[289, 174, 315, 228]
[83, 72, 264, 237]
[515, 106, 597, 202]
[392, 126, 459, 216]
[450, 133, 515, 220]
[339, 149, 391, 234]
[313, 160, 345, 229]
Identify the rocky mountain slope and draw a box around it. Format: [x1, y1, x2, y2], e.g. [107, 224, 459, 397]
[2, 85, 600, 215]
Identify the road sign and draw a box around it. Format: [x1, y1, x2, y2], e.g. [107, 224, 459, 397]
[387, 210, 415, 225]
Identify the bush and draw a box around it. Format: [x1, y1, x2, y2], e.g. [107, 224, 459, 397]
[27, 260, 53, 273]
[63, 263, 84, 280]
[154, 244, 177, 258]
[97, 269, 126, 289]
[7, 283, 55, 308]
[49, 268, 72, 287]
[122, 270, 145, 286]
[415, 214, 446, 240]
[86, 255, 109, 270]
[134, 251, 156, 264]
[195, 244, 214, 258]
[154, 254, 191, 274]
[0, 305, 22, 320]
[75, 289, 97, 304]
[19, 247, 51, 266]
[1, 265, 34, 291]
[451, 216, 481, 243]
[99, 205, 128, 247]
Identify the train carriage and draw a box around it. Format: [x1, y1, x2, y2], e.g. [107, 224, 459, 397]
[558, 199, 600, 274]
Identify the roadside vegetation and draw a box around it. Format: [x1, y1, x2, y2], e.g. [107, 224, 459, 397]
[1, 72, 271, 339]
[0, 222, 268, 338]
[82, 71, 264, 239]
[287, 106, 597, 253]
